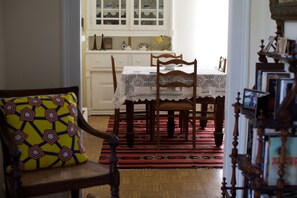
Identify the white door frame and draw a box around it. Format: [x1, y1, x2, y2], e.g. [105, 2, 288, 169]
[223, 0, 251, 193]
[61, 0, 81, 89]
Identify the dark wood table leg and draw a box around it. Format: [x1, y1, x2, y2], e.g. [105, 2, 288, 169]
[126, 100, 135, 147]
[200, 103, 208, 129]
[214, 96, 225, 147]
[167, 110, 175, 137]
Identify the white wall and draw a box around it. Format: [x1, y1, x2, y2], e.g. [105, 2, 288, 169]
[0, 0, 5, 196]
[173, 0, 229, 68]
[284, 21, 297, 40]
[0, 0, 81, 197]
[249, 0, 276, 87]
[0, 0, 5, 89]
[4, 0, 63, 89]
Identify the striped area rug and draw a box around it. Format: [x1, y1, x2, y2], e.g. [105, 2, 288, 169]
[99, 117, 224, 169]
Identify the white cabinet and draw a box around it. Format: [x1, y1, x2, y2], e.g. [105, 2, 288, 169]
[131, 53, 150, 65]
[132, 0, 167, 31]
[85, 50, 173, 115]
[87, 0, 172, 36]
[90, 0, 128, 30]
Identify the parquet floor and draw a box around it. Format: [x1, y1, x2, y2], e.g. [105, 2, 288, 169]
[83, 116, 223, 198]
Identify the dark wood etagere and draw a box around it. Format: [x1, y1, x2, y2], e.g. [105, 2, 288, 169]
[221, 40, 297, 197]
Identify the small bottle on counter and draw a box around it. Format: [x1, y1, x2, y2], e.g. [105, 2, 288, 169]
[100, 34, 106, 50]
[92, 34, 97, 50]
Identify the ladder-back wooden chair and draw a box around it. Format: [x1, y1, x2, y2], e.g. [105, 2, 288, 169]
[193, 56, 227, 130]
[151, 59, 197, 149]
[0, 86, 120, 198]
[111, 55, 149, 135]
[150, 53, 183, 66]
[218, 56, 227, 73]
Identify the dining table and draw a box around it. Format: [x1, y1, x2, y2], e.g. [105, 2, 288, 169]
[112, 66, 226, 148]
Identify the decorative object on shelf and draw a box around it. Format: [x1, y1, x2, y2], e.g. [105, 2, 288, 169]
[121, 41, 127, 50]
[265, 136, 297, 186]
[286, 39, 296, 55]
[242, 88, 270, 117]
[92, 34, 98, 50]
[274, 77, 294, 118]
[260, 71, 291, 112]
[153, 35, 171, 50]
[125, 46, 131, 50]
[254, 62, 284, 90]
[100, 34, 106, 50]
[263, 36, 275, 52]
[275, 36, 288, 54]
[103, 37, 112, 49]
[139, 43, 149, 51]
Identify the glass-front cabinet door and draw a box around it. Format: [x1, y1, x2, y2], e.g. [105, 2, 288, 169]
[95, 0, 128, 29]
[132, 0, 166, 30]
[88, 0, 171, 33]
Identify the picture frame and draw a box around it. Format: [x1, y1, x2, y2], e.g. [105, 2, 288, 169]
[254, 62, 285, 90]
[286, 39, 296, 55]
[274, 78, 294, 118]
[263, 36, 275, 52]
[269, 0, 297, 22]
[218, 56, 227, 72]
[103, 37, 112, 49]
[243, 88, 270, 117]
[275, 37, 288, 54]
[261, 71, 291, 112]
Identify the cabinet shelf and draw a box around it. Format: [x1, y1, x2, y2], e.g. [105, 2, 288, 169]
[233, 103, 294, 129]
[258, 51, 297, 73]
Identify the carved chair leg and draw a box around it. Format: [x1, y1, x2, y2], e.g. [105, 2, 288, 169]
[110, 170, 120, 198]
[71, 189, 80, 198]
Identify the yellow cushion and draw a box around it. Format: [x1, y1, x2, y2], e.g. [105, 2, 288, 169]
[0, 92, 88, 171]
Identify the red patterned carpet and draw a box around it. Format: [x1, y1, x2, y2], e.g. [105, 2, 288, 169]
[99, 117, 224, 169]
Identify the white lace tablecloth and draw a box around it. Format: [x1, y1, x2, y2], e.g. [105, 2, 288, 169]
[113, 66, 226, 108]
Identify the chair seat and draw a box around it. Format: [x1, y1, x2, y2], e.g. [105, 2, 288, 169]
[8, 161, 110, 196]
[158, 99, 194, 111]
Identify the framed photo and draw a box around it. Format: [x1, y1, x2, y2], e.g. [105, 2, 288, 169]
[261, 71, 291, 112]
[103, 37, 112, 49]
[275, 37, 288, 54]
[218, 56, 227, 72]
[274, 78, 294, 118]
[263, 36, 275, 52]
[254, 62, 284, 90]
[243, 89, 270, 118]
[286, 39, 296, 55]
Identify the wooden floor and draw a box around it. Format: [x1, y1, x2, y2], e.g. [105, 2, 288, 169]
[83, 116, 223, 198]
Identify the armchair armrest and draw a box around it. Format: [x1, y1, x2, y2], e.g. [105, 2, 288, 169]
[77, 109, 120, 180]
[77, 109, 119, 145]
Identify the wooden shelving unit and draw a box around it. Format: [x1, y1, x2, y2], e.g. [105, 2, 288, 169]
[221, 49, 297, 197]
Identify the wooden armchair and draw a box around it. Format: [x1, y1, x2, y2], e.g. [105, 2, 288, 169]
[0, 86, 120, 198]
